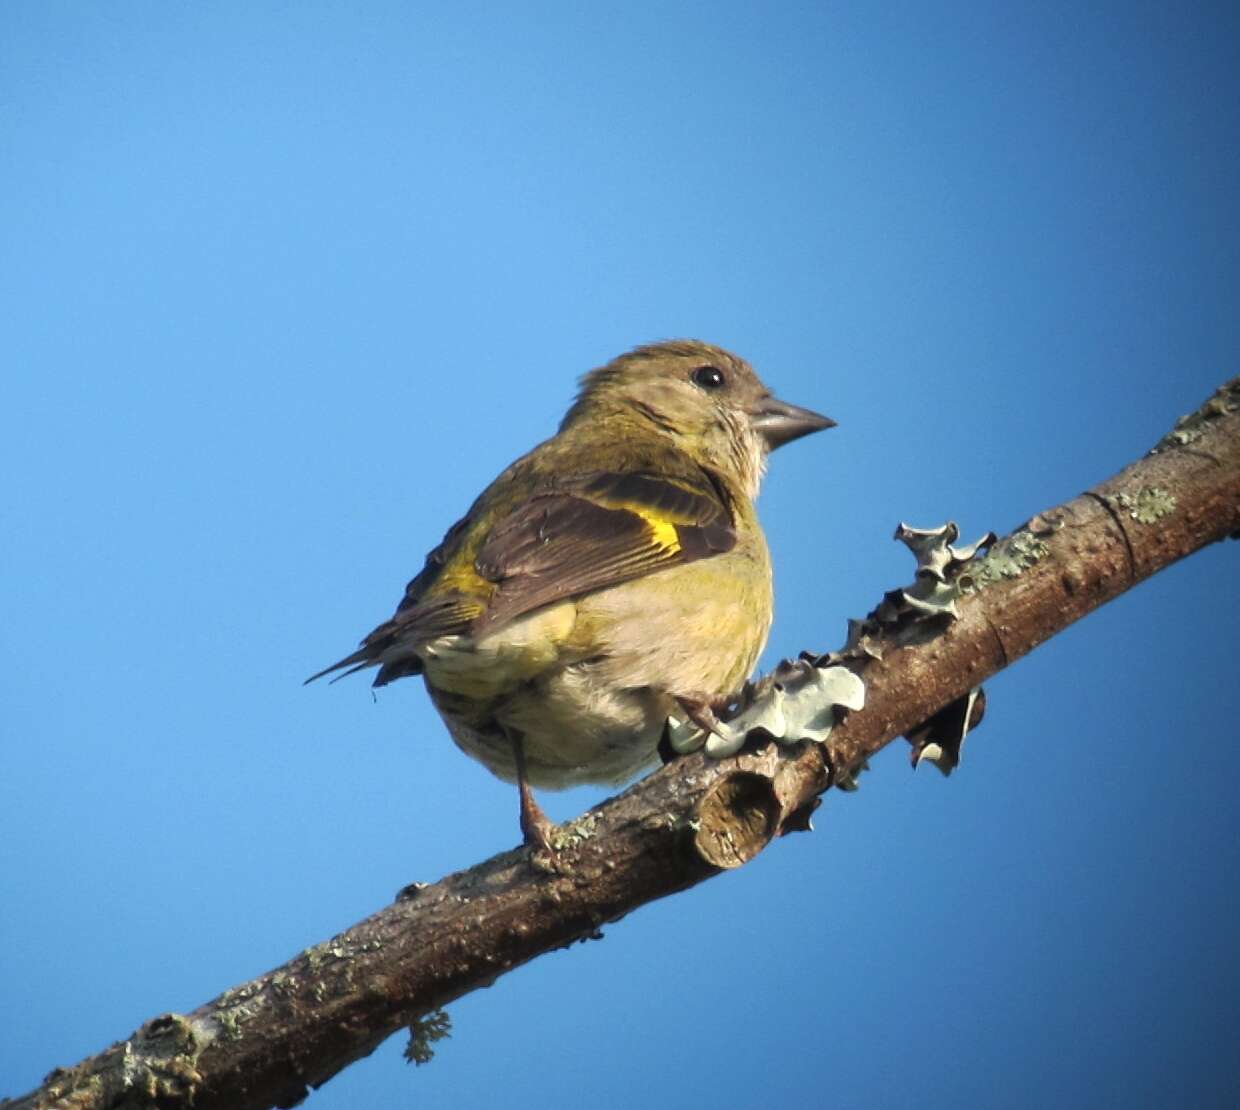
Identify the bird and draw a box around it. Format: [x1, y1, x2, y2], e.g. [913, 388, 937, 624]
[307, 340, 834, 849]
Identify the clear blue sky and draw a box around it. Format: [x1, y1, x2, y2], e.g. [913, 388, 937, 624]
[3, 3, 1238, 1107]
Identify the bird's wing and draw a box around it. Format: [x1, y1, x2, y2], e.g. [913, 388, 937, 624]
[471, 469, 737, 635]
[305, 468, 738, 686]
[303, 512, 485, 684]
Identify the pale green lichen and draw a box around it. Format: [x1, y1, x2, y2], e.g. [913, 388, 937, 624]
[1159, 419, 1207, 449]
[900, 575, 963, 618]
[1114, 487, 1176, 524]
[215, 1005, 253, 1042]
[871, 522, 998, 616]
[667, 661, 866, 759]
[958, 530, 1049, 593]
[62, 1013, 205, 1106]
[895, 522, 994, 579]
[551, 811, 600, 851]
[909, 686, 983, 777]
[404, 1008, 452, 1066]
[843, 617, 884, 660]
[667, 522, 1001, 766]
[303, 940, 349, 972]
[1151, 376, 1240, 454]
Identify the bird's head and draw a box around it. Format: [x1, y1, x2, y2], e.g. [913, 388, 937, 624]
[562, 339, 835, 497]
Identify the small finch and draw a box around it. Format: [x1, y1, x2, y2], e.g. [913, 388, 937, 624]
[308, 340, 833, 848]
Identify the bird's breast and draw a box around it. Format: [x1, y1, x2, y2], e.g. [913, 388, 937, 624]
[422, 540, 774, 790]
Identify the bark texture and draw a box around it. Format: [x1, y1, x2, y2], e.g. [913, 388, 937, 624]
[7, 378, 1238, 1110]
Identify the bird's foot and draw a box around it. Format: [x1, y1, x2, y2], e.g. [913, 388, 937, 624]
[675, 696, 726, 736]
[518, 780, 557, 855]
[670, 696, 746, 758]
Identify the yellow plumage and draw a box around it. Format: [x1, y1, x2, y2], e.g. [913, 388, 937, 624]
[309, 339, 833, 847]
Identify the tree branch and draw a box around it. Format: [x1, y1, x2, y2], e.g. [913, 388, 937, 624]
[8, 378, 1239, 1110]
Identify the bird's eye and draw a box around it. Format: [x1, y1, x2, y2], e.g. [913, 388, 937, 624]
[692, 365, 726, 390]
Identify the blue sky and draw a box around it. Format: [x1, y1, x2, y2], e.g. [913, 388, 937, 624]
[2, 3, 1238, 1107]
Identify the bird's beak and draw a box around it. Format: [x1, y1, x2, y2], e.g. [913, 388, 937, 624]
[749, 394, 836, 450]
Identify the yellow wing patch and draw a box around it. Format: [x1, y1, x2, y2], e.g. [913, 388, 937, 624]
[635, 511, 682, 555]
[468, 472, 735, 637]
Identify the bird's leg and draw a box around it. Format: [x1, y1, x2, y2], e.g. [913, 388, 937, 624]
[508, 727, 556, 853]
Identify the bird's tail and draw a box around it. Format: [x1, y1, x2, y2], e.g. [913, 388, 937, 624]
[303, 647, 381, 685]
[304, 601, 467, 687]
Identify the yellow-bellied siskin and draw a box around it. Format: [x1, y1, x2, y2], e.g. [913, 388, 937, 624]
[309, 340, 834, 848]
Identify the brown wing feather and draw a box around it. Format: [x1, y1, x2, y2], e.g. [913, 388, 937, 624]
[304, 594, 483, 685]
[471, 470, 735, 634]
[308, 467, 737, 686]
